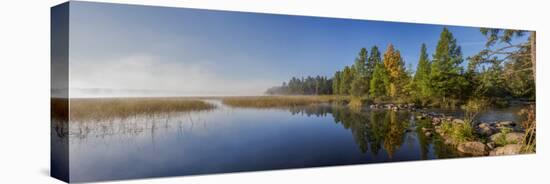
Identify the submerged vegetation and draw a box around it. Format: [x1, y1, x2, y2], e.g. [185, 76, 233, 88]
[69, 98, 215, 121]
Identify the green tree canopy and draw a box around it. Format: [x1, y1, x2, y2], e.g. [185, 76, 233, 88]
[413, 43, 432, 98]
[341, 66, 354, 95]
[430, 27, 468, 100]
[370, 62, 390, 97]
[350, 48, 369, 97]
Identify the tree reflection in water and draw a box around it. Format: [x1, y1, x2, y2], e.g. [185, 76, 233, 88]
[60, 102, 459, 159]
[288, 104, 458, 159]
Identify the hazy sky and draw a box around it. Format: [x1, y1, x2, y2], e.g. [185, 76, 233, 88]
[67, 1, 498, 97]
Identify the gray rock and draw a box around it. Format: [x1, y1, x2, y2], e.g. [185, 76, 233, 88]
[391, 106, 399, 111]
[505, 132, 525, 143]
[496, 121, 516, 127]
[489, 133, 504, 142]
[452, 119, 465, 124]
[489, 144, 523, 156]
[444, 137, 455, 145]
[477, 126, 497, 136]
[490, 132, 525, 144]
[478, 122, 490, 129]
[457, 141, 489, 156]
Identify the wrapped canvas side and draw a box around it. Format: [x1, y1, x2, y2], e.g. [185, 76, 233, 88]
[51, 2, 70, 183]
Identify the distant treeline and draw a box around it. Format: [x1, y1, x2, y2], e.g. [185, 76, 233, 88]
[267, 27, 535, 105]
[266, 76, 333, 95]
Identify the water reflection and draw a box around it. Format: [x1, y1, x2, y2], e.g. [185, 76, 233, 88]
[59, 101, 523, 182]
[287, 105, 442, 159]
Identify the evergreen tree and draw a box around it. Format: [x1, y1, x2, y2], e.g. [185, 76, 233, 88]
[350, 48, 369, 97]
[473, 65, 507, 97]
[370, 62, 390, 97]
[333, 71, 342, 95]
[367, 46, 382, 79]
[351, 75, 368, 97]
[469, 29, 535, 99]
[354, 48, 368, 77]
[266, 75, 333, 95]
[341, 66, 353, 95]
[502, 48, 534, 98]
[430, 27, 468, 101]
[413, 43, 432, 98]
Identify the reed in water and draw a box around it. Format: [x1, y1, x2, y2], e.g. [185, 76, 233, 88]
[69, 97, 215, 121]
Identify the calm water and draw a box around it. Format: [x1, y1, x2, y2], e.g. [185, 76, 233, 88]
[56, 100, 526, 182]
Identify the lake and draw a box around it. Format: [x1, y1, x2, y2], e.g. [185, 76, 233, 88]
[56, 100, 526, 182]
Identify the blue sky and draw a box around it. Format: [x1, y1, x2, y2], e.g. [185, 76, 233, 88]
[67, 1, 509, 97]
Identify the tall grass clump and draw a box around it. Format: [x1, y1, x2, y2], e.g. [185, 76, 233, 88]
[519, 105, 536, 153]
[69, 98, 215, 121]
[493, 127, 514, 146]
[439, 121, 476, 144]
[440, 98, 488, 144]
[463, 98, 489, 124]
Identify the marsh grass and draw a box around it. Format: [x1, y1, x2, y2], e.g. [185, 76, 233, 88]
[69, 98, 215, 121]
[68, 113, 201, 139]
[438, 98, 489, 144]
[439, 121, 476, 144]
[221, 95, 350, 108]
[519, 105, 536, 152]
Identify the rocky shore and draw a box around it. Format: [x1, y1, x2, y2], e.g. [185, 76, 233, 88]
[416, 111, 529, 156]
[368, 103, 531, 156]
[369, 103, 417, 111]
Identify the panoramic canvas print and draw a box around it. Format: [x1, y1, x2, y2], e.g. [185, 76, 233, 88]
[51, 1, 536, 183]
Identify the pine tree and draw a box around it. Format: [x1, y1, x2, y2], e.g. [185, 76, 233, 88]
[333, 71, 342, 95]
[351, 75, 368, 97]
[413, 43, 432, 98]
[354, 48, 368, 77]
[341, 66, 353, 95]
[367, 46, 382, 79]
[350, 48, 369, 97]
[430, 27, 468, 101]
[370, 62, 390, 97]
